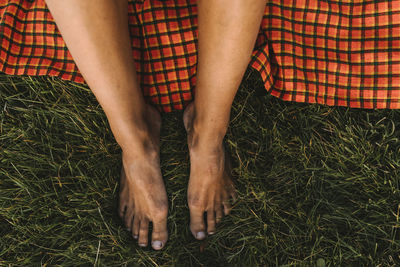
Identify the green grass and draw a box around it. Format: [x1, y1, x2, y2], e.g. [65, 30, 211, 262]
[1, 69, 399, 266]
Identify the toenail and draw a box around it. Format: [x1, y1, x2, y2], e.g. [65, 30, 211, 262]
[139, 243, 147, 247]
[208, 231, 215, 235]
[133, 235, 138, 239]
[152, 240, 163, 249]
[196, 231, 206, 240]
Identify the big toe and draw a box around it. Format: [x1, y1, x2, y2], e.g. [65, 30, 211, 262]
[189, 208, 206, 240]
[151, 218, 168, 250]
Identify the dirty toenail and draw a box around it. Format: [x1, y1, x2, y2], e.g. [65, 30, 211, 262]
[126, 228, 131, 232]
[152, 241, 163, 250]
[196, 231, 206, 240]
[139, 243, 147, 247]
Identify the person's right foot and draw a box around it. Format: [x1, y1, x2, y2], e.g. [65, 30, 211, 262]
[183, 102, 237, 239]
[118, 105, 168, 250]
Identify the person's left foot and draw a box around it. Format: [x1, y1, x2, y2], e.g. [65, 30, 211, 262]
[118, 105, 168, 250]
[183, 102, 237, 239]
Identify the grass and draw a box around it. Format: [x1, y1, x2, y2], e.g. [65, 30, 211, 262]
[1, 69, 399, 266]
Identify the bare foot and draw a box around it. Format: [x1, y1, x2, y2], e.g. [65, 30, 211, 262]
[118, 105, 168, 250]
[183, 102, 237, 239]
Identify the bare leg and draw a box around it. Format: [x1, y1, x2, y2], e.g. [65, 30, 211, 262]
[45, 0, 168, 249]
[183, 0, 267, 239]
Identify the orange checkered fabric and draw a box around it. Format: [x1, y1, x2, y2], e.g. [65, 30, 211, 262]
[1, 0, 400, 112]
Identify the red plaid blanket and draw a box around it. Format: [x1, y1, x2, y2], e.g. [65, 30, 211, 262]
[1, 0, 399, 112]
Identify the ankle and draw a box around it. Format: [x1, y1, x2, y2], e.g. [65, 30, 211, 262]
[112, 105, 161, 152]
[122, 142, 158, 161]
[185, 104, 227, 148]
[187, 125, 226, 155]
[191, 117, 227, 145]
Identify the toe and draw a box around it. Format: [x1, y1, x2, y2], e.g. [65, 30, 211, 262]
[118, 203, 126, 219]
[151, 218, 168, 250]
[216, 207, 223, 224]
[222, 190, 233, 216]
[189, 207, 206, 240]
[206, 210, 216, 235]
[223, 201, 232, 216]
[124, 208, 134, 231]
[132, 216, 140, 239]
[230, 189, 238, 202]
[118, 171, 128, 218]
[138, 218, 149, 247]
